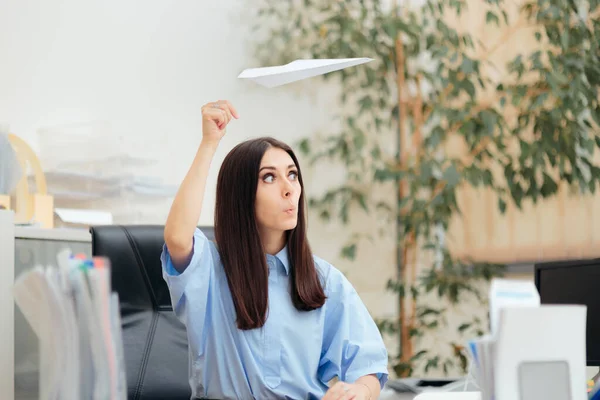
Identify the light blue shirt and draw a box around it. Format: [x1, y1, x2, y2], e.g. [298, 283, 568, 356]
[161, 228, 389, 399]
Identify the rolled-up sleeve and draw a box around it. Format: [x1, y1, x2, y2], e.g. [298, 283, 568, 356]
[161, 228, 214, 319]
[318, 273, 389, 388]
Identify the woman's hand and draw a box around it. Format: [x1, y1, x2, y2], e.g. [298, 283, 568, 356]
[322, 381, 370, 400]
[164, 99, 239, 268]
[201, 99, 239, 146]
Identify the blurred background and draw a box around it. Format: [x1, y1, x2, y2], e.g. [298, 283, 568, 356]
[1, 0, 600, 393]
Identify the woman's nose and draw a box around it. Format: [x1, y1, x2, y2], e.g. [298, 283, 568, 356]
[282, 182, 293, 197]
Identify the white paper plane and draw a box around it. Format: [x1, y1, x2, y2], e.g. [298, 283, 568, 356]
[238, 58, 373, 88]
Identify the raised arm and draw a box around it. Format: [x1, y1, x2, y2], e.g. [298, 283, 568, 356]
[164, 100, 239, 270]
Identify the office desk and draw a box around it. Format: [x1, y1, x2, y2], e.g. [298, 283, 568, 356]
[380, 388, 418, 399]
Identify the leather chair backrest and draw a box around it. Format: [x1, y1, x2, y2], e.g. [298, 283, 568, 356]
[90, 225, 214, 400]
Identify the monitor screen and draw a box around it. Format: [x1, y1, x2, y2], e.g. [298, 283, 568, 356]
[535, 259, 600, 366]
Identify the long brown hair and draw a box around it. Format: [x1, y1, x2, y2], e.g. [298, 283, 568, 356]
[214, 137, 326, 330]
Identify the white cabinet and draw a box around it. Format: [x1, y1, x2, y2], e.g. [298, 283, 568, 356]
[0, 210, 15, 400]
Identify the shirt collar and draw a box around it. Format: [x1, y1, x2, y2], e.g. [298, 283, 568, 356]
[267, 246, 290, 275]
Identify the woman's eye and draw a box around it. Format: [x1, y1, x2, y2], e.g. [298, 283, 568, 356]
[263, 174, 274, 183]
[289, 171, 298, 180]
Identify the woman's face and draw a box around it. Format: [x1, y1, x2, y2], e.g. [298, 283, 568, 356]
[255, 147, 302, 233]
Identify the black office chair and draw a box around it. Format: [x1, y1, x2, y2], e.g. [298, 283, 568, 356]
[90, 225, 214, 400]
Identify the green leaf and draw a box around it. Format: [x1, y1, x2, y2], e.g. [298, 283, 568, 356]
[535, 31, 542, 42]
[561, 31, 569, 49]
[411, 285, 420, 299]
[411, 350, 428, 360]
[458, 323, 471, 333]
[498, 197, 507, 214]
[421, 163, 433, 181]
[591, 106, 600, 128]
[339, 199, 349, 223]
[532, 92, 548, 109]
[298, 138, 311, 155]
[353, 131, 366, 149]
[341, 243, 357, 260]
[443, 165, 461, 187]
[427, 126, 444, 148]
[392, 280, 406, 297]
[357, 193, 368, 211]
[461, 57, 474, 74]
[478, 77, 486, 88]
[424, 356, 439, 373]
[481, 110, 497, 135]
[508, 55, 525, 78]
[347, 117, 355, 129]
[540, 173, 558, 197]
[483, 169, 493, 186]
[549, 71, 569, 88]
[485, 11, 499, 26]
[462, 79, 476, 99]
[512, 182, 524, 208]
[358, 96, 374, 114]
[393, 363, 413, 379]
[418, 307, 442, 318]
[371, 146, 381, 160]
[374, 168, 403, 182]
[520, 139, 530, 158]
[427, 320, 439, 329]
[409, 327, 420, 337]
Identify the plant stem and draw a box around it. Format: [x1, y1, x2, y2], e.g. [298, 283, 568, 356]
[395, 25, 412, 370]
[476, 14, 526, 62]
[413, 73, 424, 165]
[407, 74, 424, 361]
[408, 233, 417, 359]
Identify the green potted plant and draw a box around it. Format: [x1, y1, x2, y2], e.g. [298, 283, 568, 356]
[249, 0, 600, 377]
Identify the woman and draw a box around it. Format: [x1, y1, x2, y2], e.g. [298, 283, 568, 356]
[161, 100, 389, 400]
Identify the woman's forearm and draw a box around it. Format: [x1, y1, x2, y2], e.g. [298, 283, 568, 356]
[164, 139, 218, 268]
[355, 374, 381, 399]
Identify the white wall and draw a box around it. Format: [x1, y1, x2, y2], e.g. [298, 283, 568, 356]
[0, 0, 397, 325]
[0, 0, 332, 221]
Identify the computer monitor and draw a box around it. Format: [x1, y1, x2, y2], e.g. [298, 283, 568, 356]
[535, 258, 600, 366]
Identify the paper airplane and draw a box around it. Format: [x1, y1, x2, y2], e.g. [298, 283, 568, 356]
[238, 58, 373, 88]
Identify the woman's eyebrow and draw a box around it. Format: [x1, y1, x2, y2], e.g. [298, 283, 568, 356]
[259, 164, 296, 172]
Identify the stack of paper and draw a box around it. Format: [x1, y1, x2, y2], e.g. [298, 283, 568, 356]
[466, 278, 587, 400]
[13, 250, 126, 400]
